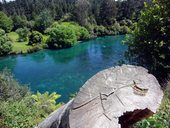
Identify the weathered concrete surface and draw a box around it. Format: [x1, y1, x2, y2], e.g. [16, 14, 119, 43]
[38, 65, 163, 128]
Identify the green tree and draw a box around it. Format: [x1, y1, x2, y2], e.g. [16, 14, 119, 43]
[34, 10, 53, 33]
[0, 11, 13, 32]
[74, 0, 90, 26]
[0, 29, 12, 56]
[99, 0, 117, 26]
[28, 31, 43, 45]
[46, 24, 77, 49]
[125, 0, 170, 77]
[16, 27, 29, 42]
[12, 15, 34, 30]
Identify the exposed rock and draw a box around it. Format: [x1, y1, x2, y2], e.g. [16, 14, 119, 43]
[38, 65, 163, 128]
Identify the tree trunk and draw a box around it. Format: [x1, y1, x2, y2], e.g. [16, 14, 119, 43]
[38, 65, 163, 128]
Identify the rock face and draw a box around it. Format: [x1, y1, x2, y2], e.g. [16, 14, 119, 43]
[38, 65, 163, 128]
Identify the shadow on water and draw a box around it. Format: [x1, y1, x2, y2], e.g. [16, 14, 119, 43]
[0, 35, 132, 102]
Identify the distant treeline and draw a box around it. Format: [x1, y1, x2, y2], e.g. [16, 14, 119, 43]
[0, 0, 152, 26]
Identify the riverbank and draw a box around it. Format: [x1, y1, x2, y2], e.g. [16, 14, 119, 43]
[7, 32, 48, 56]
[4, 31, 127, 57]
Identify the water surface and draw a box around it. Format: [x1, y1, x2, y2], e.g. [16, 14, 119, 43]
[0, 35, 129, 102]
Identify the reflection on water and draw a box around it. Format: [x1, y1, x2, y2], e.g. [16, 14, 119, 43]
[0, 35, 130, 102]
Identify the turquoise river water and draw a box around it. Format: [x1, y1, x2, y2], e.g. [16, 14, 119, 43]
[0, 35, 130, 102]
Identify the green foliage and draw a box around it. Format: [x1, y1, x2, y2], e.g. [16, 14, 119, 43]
[93, 25, 107, 36]
[0, 70, 62, 128]
[134, 91, 170, 128]
[46, 25, 77, 49]
[0, 29, 12, 56]
[99, 0, 117, 25]
[0, 96, 43, 128]
[16, 27, 29, 42]
[46, 22, 90, 49]
[120, 26, 130, 35]
[74, 0, 90, 26]
[0, 11, 13, 32]
[78, 27, 90, 40]
[34, 10, 53, 33]
[28, 31, 43, 45]
[0, 28, 5, 36]
[0, 93, 61, 128]
[107, 22, 121, 35]
[12, 15, 34, 30]
[0, 69, 29, 101]
[60, 22, 90, 40]
[125, 0, 170, 76]
[32, 92, 62, 114]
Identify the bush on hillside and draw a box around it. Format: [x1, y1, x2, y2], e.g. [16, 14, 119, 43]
[28, 31, 43, 45]
[0, 29, 12, 56]
[16, 27, 29, 42]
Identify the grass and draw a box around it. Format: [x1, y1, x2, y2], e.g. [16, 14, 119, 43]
[7, 32, 49, 54]
[7, 32, 32, 53]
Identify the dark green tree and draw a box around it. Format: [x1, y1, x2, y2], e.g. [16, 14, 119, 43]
[99, 0, 117, 26]
[28, 31, 43, 45]
[0, 11, 13, 32]
[34, 10, 53, 33]
[0, 29, 12, 56]
[74, 0, 90, 26]
[126, 0, 170, 77]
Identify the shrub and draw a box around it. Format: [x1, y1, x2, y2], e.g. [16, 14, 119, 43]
[16, 27, 29, 42]
[46, 25, 77, 49]
[125, 19, 133, 27]
[28, 31, 43, 45]
[0, 28, 5, 36]
[119, 20, 127, 26]
[0, 92, 61, 128]
[107, 22, 121, 35]
[120, 26, 130, 35]
[0, 70, 62, 128]
[79, 27, 90, 40]
[48, 22, 90, 41]
[32, 92, 62, 114]
[0, 29, 12, 56]
[0, 11, 13, 32]
[94, 25, 107, 36]
[134, 90, 170, 128]
[0, 69, 29, 101]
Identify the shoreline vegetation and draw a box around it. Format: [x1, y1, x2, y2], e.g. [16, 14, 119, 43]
[1, 21, 132, 57]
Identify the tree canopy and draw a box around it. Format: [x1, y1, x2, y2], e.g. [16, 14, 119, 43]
[126, 0, 170, 78]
